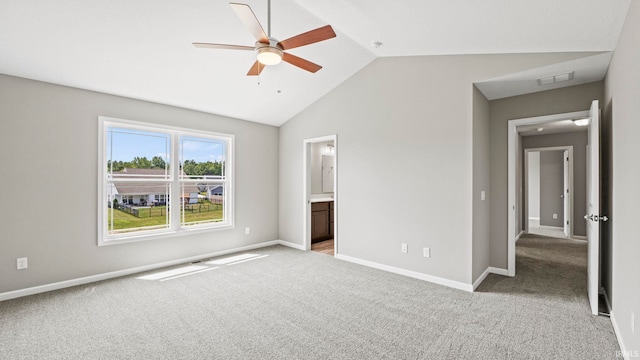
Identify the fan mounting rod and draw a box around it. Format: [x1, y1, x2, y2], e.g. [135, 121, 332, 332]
[267, 0, 271, 37]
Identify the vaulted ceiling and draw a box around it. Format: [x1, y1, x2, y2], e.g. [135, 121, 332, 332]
[0, 0, 632, 126]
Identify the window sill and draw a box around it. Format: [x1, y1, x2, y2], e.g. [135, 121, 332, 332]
[98, 224, 235, 246]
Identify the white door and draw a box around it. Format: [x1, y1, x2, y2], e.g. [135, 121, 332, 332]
[563, 150, 570, 237]
[586, 100, 601, 316]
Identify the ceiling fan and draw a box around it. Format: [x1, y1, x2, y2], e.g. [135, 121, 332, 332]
[193, 1, 336, 76]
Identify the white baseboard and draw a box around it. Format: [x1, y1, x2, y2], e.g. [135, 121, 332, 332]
[572, 235, 587, 240]
[335, 254, 473, 292]
[276, 239, 305, 251]
[473, 268, 491, 290]
[610, 311, 636, 360]
[0, 239, 283, 302]
[539, 225, 564, 231]
[528, 217, 540, 221]
[488, 267, 510, 276]
[473, 267, 510, 290]
[516, 230, 524, 242]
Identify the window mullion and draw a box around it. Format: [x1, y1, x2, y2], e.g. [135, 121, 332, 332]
[170, 132, 181, 231]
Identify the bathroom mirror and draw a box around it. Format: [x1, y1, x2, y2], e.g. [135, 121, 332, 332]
[322, 155, 334, 193]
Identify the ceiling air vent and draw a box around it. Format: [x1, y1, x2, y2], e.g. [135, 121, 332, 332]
[537, 71, 574, 86]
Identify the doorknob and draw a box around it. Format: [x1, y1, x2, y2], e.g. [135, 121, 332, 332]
[583, 214, 609, 222]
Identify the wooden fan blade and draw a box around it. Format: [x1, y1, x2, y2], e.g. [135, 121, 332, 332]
[247, 61, 265, 76]
[193, 43, 255, 51]
[282, 52, 322, 73]
[278, 25, 336, 50]
[230, 3, 269, 44]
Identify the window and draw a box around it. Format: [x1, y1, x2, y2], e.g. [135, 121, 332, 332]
[98, 116, 234, 245]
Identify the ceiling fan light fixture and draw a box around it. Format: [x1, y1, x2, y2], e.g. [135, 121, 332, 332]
[256, 46, 283, 65]
[573, 118, 589, 126]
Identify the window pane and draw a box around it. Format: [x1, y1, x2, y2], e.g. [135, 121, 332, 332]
[105, 127, 172, 237]
[107, 127, 171, 178]
[179, 135, 228, 227]
[107, 182, 170, 235]
[180, 182, 225, 227]
[180, 136, 226, 180]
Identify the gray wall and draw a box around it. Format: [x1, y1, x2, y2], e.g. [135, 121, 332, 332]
[472, 86, 491, 283]
[603, 0, 640, 353]
[0, 74, 279, 294]
[489, 81, 603, 269]
[527, 152, 540, 219]
[279, 52, 600, 286]
[539, 151, 564, 227]
[522, 132, 588, 235]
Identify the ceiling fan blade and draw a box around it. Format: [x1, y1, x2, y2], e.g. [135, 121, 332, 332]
[230, 2, 269, 44]
[193, 43, 255, 51]
[282, 52, 322, 73]
[278, 25, 336, 50]
[247, 61, 265, 76]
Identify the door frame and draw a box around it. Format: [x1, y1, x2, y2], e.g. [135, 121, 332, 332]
[563, 149, 570, 238]
[523, 146, 574, 238]
[586, 100, 601, 315]
[507, 110, 588, 276]
[302, 135, 338, 254]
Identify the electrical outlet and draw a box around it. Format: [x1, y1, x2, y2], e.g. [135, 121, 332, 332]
[17, 257, 28, 270]
[480, 191, 486, 201]
[423, 247, 430, 258]
[553, 213, 558, 219]
[245, 227, 250, 235]
[401, 243, 408, 253]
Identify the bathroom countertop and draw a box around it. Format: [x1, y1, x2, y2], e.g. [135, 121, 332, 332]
[310, 197, 334, 203]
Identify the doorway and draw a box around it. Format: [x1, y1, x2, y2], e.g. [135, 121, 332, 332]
[524, 146, 573, 239]
[303, 135, 337, 256]
[507, 101, 602, 315]
[507, 109, 589, 275]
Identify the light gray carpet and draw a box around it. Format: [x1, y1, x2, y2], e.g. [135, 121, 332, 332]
[0, 236, 621, 359]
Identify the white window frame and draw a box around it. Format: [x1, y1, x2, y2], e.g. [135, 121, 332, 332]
[98, 116, 235, 246]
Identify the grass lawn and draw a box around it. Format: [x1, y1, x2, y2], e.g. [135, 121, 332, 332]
[108, 204, 223, 232]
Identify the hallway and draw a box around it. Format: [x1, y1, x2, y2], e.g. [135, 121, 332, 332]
[477, 234, 619, 358]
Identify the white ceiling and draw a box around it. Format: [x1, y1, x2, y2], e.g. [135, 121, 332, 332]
[475, 52, 613, 100]
[0, 0, 632, 126]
